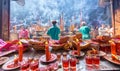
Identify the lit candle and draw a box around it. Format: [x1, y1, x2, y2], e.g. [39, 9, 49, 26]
[45, 41, 51, 61]
[18, 41, 23, 62]
[92, 48, 97, 54]
[14, 55, 18, 65]
[76, 39, 80, 56]
[109, 41, 117, 60]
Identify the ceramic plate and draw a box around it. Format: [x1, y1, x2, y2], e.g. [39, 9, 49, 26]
[0, 57, 9, 65]
[40, 54, 57, 63]
[104, 54, 120, 65]
[2, 59, 20, 70]
[0, 50, 16, 57]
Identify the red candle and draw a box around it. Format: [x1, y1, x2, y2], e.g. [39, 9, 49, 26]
[109, 41, 117, 60]
[45, 41, 51, 61]
[14, 55, 18, 65]
[76, 39, 80, 56]
[18, 42, 23, 62]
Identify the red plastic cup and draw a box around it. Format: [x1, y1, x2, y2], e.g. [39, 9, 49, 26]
[20, 60, 29, 71]
[70, 58, 76, 67]
[62, 57, 69, 70]
[92, 55, 100, 66]
[70, 58, 76, 71]
[39, 67, 47, 71]
[30, 61, 39, 70]
[85, 55, 92, 66]
[57, 53, 61, 62]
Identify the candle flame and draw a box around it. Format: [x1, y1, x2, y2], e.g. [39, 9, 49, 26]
[18, 41, 22, 45]
[112, 54, 118, 60]
[45, 41, 48, 45]
[32, 60, 35, 64]
[109, 40, 115, 45]
[14, 55, 17, 59]
[109, 40, 113, 43]
[92, 48, 97, 54]
[109, 40, 116, 48]
[92, 48, 96, 51]
[76, 38, 79, 42]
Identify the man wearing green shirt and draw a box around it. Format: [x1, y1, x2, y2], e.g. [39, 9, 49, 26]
[47, 20, 60, 40]
[79, 22, 91, 39]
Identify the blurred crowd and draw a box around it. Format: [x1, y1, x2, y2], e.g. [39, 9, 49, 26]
[10, 20, 113, 40]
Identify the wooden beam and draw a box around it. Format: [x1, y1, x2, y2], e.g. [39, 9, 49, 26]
[0, 0, 10, 40]
[0, 0, 2, 39]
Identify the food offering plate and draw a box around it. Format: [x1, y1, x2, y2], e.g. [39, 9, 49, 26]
[2, 59, 20, 70]
[69, 50, 85, 57]
[0, 57, 9, 65]
[87, 50, 106, 57]
[104, 54, 120, 65]
[99, 51, 106, 57]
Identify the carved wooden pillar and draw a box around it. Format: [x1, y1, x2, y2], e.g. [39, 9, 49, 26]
[0, 0, 10, 40]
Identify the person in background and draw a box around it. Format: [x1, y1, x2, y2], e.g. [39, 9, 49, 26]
[28, 24, 36, 39]
[19, 26, 29, 39]
[98, 24, 107, 36]
[109, 27, 114, 37]
[47, 20, 60, 40]
[91, 26, 99, 38]
[78, 21, 91, 39]
[10, 25, 18, 41]
[10, 25, 17, 33]
[25, 26, 30, 38]
[106, 25, 114, 37]
[94, 26, 99, 38]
